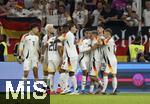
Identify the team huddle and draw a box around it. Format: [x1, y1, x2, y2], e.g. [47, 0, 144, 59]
[18, 23, 118, 95]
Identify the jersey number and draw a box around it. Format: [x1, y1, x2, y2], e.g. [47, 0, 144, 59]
[49, 43, 57, 51]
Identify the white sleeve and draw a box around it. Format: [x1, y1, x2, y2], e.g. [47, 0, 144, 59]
[92, 10, 95, 16]
[72, 11, 77, 19]
[79, 44, 91, 53]
[42, 35, 47, 46]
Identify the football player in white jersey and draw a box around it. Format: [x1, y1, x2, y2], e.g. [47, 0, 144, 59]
[78, 31, 92, 93]
[89, 31, 103, 94]
[41, 27, 63, 94]
[19, 24, 40, 81]
[101, 28, 118, 95]
[41, 24, 55, 87]
[57, 23, 79, 94]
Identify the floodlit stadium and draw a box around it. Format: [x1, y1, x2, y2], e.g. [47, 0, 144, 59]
[0, 0, 150, 104]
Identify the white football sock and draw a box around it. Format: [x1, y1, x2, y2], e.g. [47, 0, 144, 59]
[112, 76, 117, 93]
[22, 77, 27, 81]
[70, 75, 77, 91]
[90, 84, 94, 93]
[99, 80, 103, 87]
[47, 74, 54, 91]
[101, 76, 108, 93]
[59, 73, 69, 90]
[81, 75, 86, 91]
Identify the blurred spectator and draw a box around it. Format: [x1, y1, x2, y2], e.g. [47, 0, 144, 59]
[132, 0, 141, 17]
[58, 4, 71, 26]
[9, 4, 31, 17]
[63, 0, 71, 15]
[122, 6, 139, 26]
[30, 2, 43, 20]
[16, 0, 24, 8]
[112, 0, 128, 11]
[73, 2, 88, 29]
[24, 0, 33, 9]
[128, 36, 145, 62]
[91, 1, 104, 26]
[75, 0, 84, 10]
[46, 0, 57, 14]
[143, 0, 150, 26]
[5, 0, 17, 10]
[0, 5, 8, 16]
[46, 0, 58, 26]
[111, 0, 128, 18]
[85, 0, 97, 12]
[0, 34, 8, 62]
[99, 4, 118, 25]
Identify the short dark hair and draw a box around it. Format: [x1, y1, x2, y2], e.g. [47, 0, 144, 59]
[96, 1, 103, 6]
[67, 22, 75, 30]
[97, 24, 105, 29]
[92, 31, 98, 35]
[77, 2, 83, 6]
[59, 5, 66, 9]
[1, 34, 7, 42]
[105, 28, 113, 35]
[30, 23, 39, 30]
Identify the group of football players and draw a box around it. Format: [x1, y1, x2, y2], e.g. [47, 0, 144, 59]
[18, 22, 118, 95]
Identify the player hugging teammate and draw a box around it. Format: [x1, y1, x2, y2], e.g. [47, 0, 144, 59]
[18, 22, 118, 95]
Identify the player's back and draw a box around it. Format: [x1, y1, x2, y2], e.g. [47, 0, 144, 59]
[101, 38, 117, 60]
[79, 38, 91, 59]
[63, 31, 78, 58]
[91, 37, 100, 61]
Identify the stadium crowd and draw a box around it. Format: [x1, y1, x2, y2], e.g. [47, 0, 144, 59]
[0, 0, 150, 63]
[0, 0, 150, 27]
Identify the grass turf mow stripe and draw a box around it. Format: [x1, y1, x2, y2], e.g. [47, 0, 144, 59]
[50, 93, 150, 104]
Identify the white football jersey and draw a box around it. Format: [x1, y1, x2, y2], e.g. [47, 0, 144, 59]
[59, 31, 78, 59]
[47, 36, 62, 61]
[79, 38, 92, 60]
[23, 34, 39, 59]
[101, 38, 117, 62]
[42, 34, 51, 46]
[91, 37, 101, 61]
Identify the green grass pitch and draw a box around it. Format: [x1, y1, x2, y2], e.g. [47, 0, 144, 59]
[50, 93, 150, 104]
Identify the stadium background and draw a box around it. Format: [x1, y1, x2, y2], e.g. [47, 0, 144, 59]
[0, 17, 150, 62]
[0, 16, 150, 92]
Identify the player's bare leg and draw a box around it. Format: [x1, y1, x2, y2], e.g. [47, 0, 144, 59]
[89, 76, 102, 94]
[23, 71, 29, 80]
[43, 63, 49, 83]
[33, 67, 39, 81]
